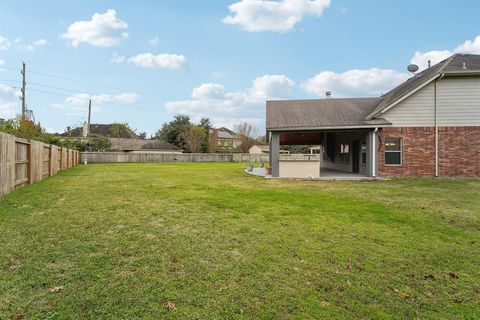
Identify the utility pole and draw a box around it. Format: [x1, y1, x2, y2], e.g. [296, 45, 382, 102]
[21, 62, 26, 119]
[87, 99, 92, 136]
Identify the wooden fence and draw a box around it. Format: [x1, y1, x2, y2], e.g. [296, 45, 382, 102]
[0, 132, 80, 197]
[81, 152, 270, 164]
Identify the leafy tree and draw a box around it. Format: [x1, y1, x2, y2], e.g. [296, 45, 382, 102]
[138, 132, 148, 139]
[198, 117, 212, 153]
[234, 122, 259, 153]
[184, 125, 206, 153]
[85, 134, 112, 151]
[108, 123, 136, 138]
[0, 118, 45, 140]
[154, 114, 191, 149]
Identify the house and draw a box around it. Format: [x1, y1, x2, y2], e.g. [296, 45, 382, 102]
[266, 54, 480, 178]
[211, 127, 243, 152]
[109, 138, 183, 153]
[249, 144, 290, 155]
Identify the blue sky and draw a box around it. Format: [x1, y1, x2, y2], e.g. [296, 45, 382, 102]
[0, 0, 479, 135]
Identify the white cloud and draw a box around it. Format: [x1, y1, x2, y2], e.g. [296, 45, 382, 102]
[65, 92, 139, 106]
[303, 68, 409, 97]
[0, 36, 11, 50]
[149, 36, 160, 45]
[223, 0, 331, 32]
[62, 9, 129, 47]
[0, 84, 19, 118]
[411, 34, 480, 70]
[52, 91, 139, 116]
[0, 59, 5, 66]
[110, 52, 126, 63]
[24, 38, 49, 51]
[127, 53, 187, 70]
[165, 74, 294, 128]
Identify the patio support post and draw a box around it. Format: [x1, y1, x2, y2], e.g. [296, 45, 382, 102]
[366, 129, 378, 178]
[270, 131, 280, 177]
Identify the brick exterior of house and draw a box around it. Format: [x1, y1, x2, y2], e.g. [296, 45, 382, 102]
[378, 127, 480, 177]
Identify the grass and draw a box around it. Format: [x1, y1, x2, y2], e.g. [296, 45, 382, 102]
[0, 163, 479, 319]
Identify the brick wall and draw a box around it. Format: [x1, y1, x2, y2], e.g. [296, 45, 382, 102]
[378, 127, 480, 177]
[438, 127, 480, 177]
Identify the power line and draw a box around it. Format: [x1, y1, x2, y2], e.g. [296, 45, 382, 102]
[25, 87, 162, 112]
[3, 62, 162, 103]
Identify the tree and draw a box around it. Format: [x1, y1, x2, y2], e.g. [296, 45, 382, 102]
[154, 114, 191, 149]
[108, 123, 136, 138]
[0, 118, 44, 140]
[208, 129, 219, 153]
[184, 125, 206, 153]
[234, 122, 259, 153]
[138, 132, 147, 139]
[198, 117, 212, 153]
[84, 134, 112, 151]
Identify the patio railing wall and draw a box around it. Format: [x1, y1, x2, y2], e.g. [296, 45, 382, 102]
[81, 152, 270, 164]
[0, 132, 80, 197]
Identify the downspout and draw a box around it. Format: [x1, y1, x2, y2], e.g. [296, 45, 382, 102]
[372, 127, 378, 178]
[434, 73, 445, 177]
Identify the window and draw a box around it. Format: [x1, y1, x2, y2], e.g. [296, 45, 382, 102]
[340, 143, 349, 164]
[361, 140, 367, 165]
[385, 138, 402, 165]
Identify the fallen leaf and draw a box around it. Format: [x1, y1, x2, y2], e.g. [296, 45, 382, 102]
[49, 286, 63, 293]
[449, 272, 459, 279]
[320, 301, 330, 307]
[164, 300, 176, 309]
[14, 315, 26, 320]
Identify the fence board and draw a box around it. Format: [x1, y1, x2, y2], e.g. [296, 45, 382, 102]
[0, 132, 79, 197]
[80, 152, 270, 163]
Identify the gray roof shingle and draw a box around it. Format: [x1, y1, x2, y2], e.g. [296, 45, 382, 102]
[266, 97, 388, 130]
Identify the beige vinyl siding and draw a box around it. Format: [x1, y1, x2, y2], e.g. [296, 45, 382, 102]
[382, 83, 435, 127]
[437, 77, 480, 126]
[382, 77, 480, 127]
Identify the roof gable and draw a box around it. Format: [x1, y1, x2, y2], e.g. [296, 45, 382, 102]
[367, 54, 480, 120]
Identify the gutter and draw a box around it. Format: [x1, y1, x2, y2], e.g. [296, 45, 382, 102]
[434, 73, 445, 177]
[267, 124, 391, 132]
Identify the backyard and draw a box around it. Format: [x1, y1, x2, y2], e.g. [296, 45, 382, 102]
[0, 163, 479, 319]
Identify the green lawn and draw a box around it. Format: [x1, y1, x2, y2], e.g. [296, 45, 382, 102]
[1, 163, 479, 319]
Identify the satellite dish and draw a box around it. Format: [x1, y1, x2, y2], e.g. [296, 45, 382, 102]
[407, 64, 419, 73]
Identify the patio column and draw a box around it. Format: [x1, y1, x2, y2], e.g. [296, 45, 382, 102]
[367, 128, 379, 178]
[270, 131, 280, 177]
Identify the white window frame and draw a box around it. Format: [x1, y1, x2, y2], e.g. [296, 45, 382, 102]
[384, 137, 402, 166]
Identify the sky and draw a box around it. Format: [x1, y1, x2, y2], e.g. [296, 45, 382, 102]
[0, 0, 479, 135]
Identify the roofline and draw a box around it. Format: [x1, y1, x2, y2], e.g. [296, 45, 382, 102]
[267, 97, 381, 103]
[267, 124, 391, 132]
[366, 54, 459, 120]
[366, 73, 442, 120]
[443, 70, 480, 76]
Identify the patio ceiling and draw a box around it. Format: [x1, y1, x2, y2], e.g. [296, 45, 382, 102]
[280, 132, 323, 145]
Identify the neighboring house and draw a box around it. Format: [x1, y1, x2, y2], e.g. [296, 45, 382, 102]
[109, 138, 182, 153]
[249, 144, 289, 155]
[211, 127, 243, 152]
[267, 54, 480, 178]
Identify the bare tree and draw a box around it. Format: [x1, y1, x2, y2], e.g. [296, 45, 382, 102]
[234, 122, 259, 153]
[184, 125, 206, 153]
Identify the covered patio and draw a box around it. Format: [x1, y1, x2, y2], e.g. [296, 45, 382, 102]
[266, 98, 387, 179]
[268, 130, 378, 179]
